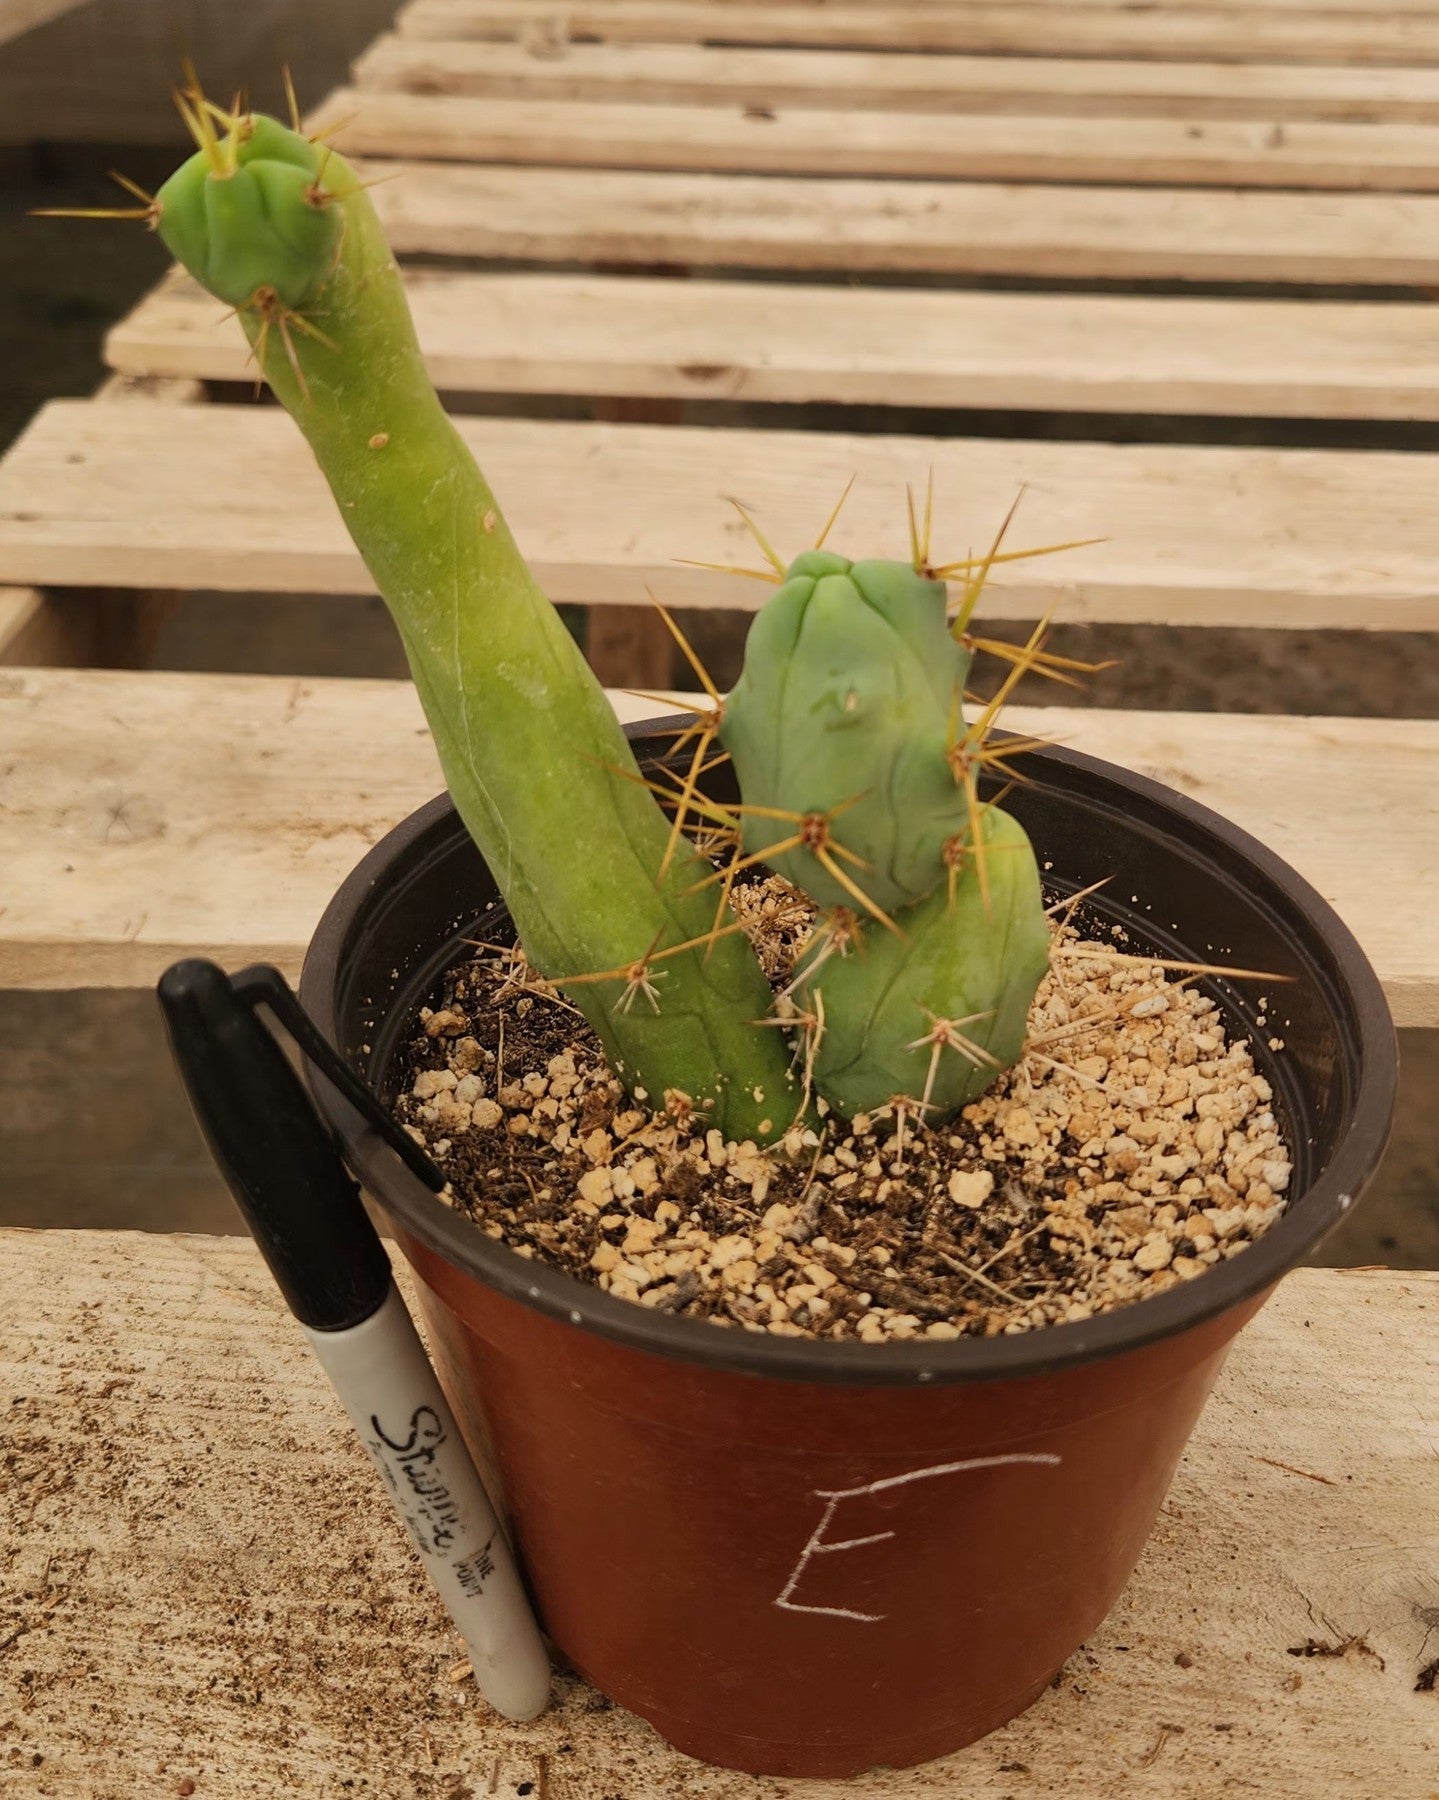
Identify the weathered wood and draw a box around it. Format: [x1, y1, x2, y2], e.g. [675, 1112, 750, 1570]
[106, 268, 1439, 424]
[0, 588, 60, 664]
[292, 159, 1439, 285]
[396, 0, 1439, 65]
[354, 34, 1439, 124]
[0, 667, 1434, 1022]
[8, 401, 1439, 632]
[0, 373, 205, 670]
[0, 0, 80, 46]
[308, 86, 1439, 190]
[2, 1229, 1436, 1794]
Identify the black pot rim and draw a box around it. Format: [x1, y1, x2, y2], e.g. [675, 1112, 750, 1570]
[301, 724, 1397, 1388]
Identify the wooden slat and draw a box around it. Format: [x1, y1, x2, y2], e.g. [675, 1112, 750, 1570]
[5, 400, 1439, 624]
[302, 160, 1439, 285]
[0, 587, 53, 662]
[0, 0, 80, 46]
[5, 1232, 1438, 1794]
[309, 87, 1439, 191]
[397, 0, 1439, 65]
[1, 666, 1435, 1020]
[354, 35, 1439, 124]
[713, 0, 1439, 11]
[8, 401, 1439, 632]
[5, 1235, 1436, 1798]
[106, 269, 1439, 424]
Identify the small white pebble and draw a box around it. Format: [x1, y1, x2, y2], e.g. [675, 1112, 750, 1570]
[948, 1168, 994, 1210]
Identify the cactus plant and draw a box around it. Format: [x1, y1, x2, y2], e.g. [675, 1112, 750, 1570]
[77, 79, 1101, 1143]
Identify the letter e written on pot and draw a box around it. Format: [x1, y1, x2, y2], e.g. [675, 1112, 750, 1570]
[774, 1453, 1063, 1624]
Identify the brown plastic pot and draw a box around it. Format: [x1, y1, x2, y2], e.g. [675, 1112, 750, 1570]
[300, 729, 1395, 1779]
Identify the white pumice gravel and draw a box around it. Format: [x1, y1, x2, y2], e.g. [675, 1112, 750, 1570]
[397, 886, 1293, 1343]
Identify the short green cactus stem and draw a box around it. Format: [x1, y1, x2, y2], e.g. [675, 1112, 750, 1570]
[721, 550, 973, 918]
[149, 97, 798, 1141]
[788, 807, 1052, 1120]
[719, 527, 1067, 1126]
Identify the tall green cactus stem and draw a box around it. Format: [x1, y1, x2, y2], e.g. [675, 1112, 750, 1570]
[155, 112, 796, 1140]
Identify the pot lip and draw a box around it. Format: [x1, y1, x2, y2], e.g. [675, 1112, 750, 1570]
[301, 722, 1397, 1389]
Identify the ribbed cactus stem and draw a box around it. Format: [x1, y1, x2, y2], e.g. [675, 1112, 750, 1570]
[722, 549, 1052, 1124]
[155, 115, 796, 1140]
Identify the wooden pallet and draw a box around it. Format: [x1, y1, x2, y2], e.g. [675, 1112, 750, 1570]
[3, 7, 1438, 1789]
[4, 1232, 1437, 1794]
[0, 0, 1435, 981]
[0, 0, 81, 47]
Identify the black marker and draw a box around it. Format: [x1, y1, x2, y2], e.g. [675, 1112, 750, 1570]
[158, 959, 551, 1722]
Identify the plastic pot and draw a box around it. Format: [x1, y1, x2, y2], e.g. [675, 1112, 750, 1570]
[299, 727, 1395, 1779]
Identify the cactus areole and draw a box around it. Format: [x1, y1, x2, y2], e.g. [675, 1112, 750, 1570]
[151, 104, 1054, 1139]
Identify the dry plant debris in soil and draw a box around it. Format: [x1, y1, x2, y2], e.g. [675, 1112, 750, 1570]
[397, 872, 1292, 1343]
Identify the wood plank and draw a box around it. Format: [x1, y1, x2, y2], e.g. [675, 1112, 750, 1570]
[354, 35, 1439, 124]
[708, 0, 1439, 11]
[106, 269, 1439, 423]
[703, 0, 1439, 10]
[5, 1230, 1437, 1792]
[397, 0, 1439, 65]
[7, 400, 1439, 632]
[0, 0, 81, 47]
[1, 666, 1435, 1020]
[299, 159, 1439, 285]
[0, 587, 55, 662]
[308, 87, 1439, 191]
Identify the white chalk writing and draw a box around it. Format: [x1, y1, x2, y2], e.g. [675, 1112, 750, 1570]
[774, 1452, 1063, 1623]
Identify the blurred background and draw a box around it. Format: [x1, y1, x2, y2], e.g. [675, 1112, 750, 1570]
[0, 0, 1432, 1265]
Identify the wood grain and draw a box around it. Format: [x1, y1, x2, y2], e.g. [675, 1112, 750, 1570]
[308, 86, 1439, 190]
[336, 159, 1439, 285]
[107, 268, 1439, 423]
[0, 667, 1434, 1022]
[355, 34, 1439, 124]
[396, 0, 1439, 65]
[2, 1229, 1436, 1794]
[0, 0, 81, 46]
[8, 400, 1439, 631]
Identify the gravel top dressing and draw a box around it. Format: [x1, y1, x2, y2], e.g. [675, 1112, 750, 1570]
[397, 878, 1291, 1344]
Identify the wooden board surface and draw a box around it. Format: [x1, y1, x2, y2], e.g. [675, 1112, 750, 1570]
[308, 87, 1439, 190]
[354, 35, 1439, 124]
[3, 1230, 1436, 1795]
[396, 0, 1439, 65]
[106, 268, 1439, 423]
[8, 400, 1439, 632]
[1, 666, 1435, 1022]
[0, 0, 81, 46]
[305, 160, 1439, 285]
